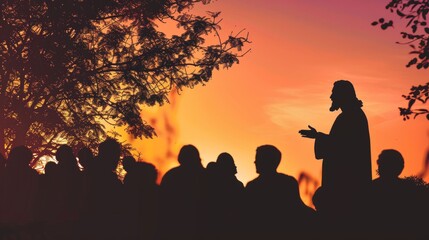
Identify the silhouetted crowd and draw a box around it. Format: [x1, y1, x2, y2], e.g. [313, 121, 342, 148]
[0, 140, 428, 240]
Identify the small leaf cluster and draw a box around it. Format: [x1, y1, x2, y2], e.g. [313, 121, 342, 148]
[373, 1, 429, 121]
[399, 83, 429, 120]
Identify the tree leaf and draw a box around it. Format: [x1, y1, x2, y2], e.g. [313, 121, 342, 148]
[0, 0, 250, 157]
[406, 58, 418, 67]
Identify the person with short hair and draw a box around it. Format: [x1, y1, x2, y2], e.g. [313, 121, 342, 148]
[245, 145, 314, 239]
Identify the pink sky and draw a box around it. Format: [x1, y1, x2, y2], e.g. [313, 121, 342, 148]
[129, 0, 429, 205]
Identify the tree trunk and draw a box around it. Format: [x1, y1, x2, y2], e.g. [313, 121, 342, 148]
[12, 121, 30, 149]
[0, 126, 5, 158]
[0, 101, 5, 157]
[0, 71, 8, 157]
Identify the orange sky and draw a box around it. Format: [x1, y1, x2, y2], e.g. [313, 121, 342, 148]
[126, 0, 429, 205]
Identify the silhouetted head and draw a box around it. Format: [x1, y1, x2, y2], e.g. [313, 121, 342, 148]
[56, 145, 78, 171]
[122, 155, 136, 172]
[330, 80, 363, 112]
[206, 161, 217, 172]
[98, 138, 121, 171]
[377, 149, 404, 179]
[44, 161, 57, 176]
[0, 153, 5, 167]
[7, 145, 33, 168]
[136, 162, 158, 184]
[205, 162, 218, 182]
[178, 144, 201, 168]
[255, 145, 281, 175]
[216, 152, 237, 175]
[78, 147, 94, 170]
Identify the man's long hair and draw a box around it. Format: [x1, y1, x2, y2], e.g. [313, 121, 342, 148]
[331, 80, 363, 110]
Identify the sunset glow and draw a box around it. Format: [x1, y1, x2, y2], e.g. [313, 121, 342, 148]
[123, 0, 429, 206]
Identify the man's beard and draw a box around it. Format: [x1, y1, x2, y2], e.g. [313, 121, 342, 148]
[329, 101, 340, 112]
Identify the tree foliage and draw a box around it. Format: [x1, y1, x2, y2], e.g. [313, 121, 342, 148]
[372, 0, 429, 120]
[400, 82, 429, 120]
[0, 0, 250, 158]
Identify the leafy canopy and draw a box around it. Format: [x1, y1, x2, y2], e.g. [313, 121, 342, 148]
[372, 0, 429, 120]
[0, 0, 250, 158]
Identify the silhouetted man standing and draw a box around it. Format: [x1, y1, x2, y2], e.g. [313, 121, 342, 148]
[299, 80, 372, 234]
[245, 145, 314, 239]
[159, 144, 205, 240]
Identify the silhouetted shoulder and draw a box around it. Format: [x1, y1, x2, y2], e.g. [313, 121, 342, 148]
[246, 173, 298, 188]
[278, 173, 299, 183]
[160, 166, 180, 186]
[235, 179, 245, 189]
[245, 176, 261, 188]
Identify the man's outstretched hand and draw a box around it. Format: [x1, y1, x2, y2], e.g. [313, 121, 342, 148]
[299, 125, 317, 139]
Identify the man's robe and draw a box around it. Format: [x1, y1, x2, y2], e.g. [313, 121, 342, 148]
[315, 106, 372, 192]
